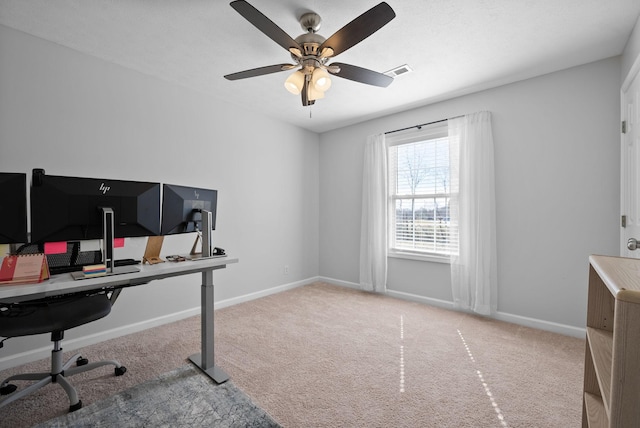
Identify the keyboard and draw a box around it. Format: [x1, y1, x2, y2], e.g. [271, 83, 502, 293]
[114, 259, 140, 267]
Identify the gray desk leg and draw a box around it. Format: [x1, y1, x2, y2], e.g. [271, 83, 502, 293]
[189, 269, 229, 383]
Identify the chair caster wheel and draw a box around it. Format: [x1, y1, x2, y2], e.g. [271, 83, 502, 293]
[0, 384, 17, 395]
[76, 356, 89, 366]
[69, 400, 82, 412]
[115, 366, 127, 376]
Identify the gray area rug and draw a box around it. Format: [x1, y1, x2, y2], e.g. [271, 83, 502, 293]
[34, 365, 281, 428]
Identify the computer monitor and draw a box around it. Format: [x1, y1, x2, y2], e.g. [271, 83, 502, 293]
[161, 184, 217, 235]
[0, 172, 28, 244]
[30, 170, 161, 244]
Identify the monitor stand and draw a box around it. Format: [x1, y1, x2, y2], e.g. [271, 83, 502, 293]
[187, 212, 223, 261]
[68, 207, 141, 280]
[102, 207, 116, 274]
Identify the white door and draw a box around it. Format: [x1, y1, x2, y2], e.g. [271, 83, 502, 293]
[622, 68, 640, 258]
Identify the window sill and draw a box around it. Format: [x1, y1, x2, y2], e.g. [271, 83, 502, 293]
[388, 250, 451, 264]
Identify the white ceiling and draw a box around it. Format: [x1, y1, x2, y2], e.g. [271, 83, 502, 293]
[1, 0, 639, 133]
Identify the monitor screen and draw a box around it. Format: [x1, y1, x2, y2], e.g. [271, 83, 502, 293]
[161, 184, 217, 235]
[30, 171, 161, 243]
[0, 172, 28, 244]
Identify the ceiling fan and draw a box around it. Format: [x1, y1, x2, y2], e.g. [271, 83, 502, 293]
[224, 1, 396, 106]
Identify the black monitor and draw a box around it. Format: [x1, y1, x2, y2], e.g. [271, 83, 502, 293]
[161, 184, 217, 235]
[30, 170, 161, 243]
[0, 172, 28, 244]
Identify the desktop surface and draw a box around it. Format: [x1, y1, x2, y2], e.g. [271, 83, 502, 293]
[0, 256, 238, 303]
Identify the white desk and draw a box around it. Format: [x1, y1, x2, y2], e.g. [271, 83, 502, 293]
[0, 256, 238, 384]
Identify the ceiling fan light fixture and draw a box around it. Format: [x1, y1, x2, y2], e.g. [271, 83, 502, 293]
[312, 67, 332, 92]
[319, 47, 334, 59]
[284, 70, 305, 94]
[307, 83, 325, 101]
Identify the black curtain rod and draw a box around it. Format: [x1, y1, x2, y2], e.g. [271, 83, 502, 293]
[384, 115, 463, 135]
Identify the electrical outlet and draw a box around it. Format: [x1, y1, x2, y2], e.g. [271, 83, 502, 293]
[284, 265, 289, 275]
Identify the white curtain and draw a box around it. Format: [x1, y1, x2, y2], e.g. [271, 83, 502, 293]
[359, 133, 388, 292]
[449, 112, 497, 315]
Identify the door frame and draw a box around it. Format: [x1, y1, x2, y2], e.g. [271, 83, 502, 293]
[621, 54, 640, 256]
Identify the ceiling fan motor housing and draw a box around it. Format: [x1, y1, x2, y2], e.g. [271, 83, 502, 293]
[294, 32, 326, 57]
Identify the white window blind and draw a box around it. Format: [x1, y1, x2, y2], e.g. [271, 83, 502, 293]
[387, 123, 458, 257]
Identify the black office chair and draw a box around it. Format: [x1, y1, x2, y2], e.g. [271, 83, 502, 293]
[0, 291, 127, 412]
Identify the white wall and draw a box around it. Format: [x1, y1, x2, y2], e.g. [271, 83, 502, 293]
[320, 57, 621, 333]
[622, 13, 640, 81]
[0, 25, 320, 366]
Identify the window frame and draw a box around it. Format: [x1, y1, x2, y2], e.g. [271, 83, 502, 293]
[386, 122, 457, 263]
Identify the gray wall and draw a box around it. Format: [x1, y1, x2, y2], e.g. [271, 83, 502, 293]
[622, 13, 640, 81]
[319, 57, 621, 333]
[0, 25, 320, 367]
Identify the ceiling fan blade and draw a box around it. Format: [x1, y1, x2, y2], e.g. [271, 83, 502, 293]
[224, 64, 294, 80]
[319, 2, 395, 57]
[329, 62, 393, 87]
[230, 0, 302, 52]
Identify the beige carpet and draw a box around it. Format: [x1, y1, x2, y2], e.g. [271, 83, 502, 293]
[1, 282, 585, 427]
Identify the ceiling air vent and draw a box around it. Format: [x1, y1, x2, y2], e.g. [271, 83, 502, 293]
[384, 64, 413, 78]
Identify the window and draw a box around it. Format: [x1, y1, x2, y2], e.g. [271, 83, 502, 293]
[387, 122, 458, 260]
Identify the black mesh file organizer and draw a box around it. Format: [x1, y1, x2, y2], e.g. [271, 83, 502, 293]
[16, 242, 101, 275]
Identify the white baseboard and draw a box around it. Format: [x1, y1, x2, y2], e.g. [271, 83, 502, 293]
[319, 276, 586, 339]
[214, 276, 319, 310]
[317, 276, 363, 290]
[493, 312, 586, 339]
[319, 276, 455, 310]
[0, 278, 317, 371]
[385, 289, 456, 311]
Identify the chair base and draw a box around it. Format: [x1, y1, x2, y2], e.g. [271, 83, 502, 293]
[0, 341, 126, 412]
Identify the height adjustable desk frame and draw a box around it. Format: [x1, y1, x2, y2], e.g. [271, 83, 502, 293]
[187, 209, 229, 383]
[0, 230, 237, 384]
